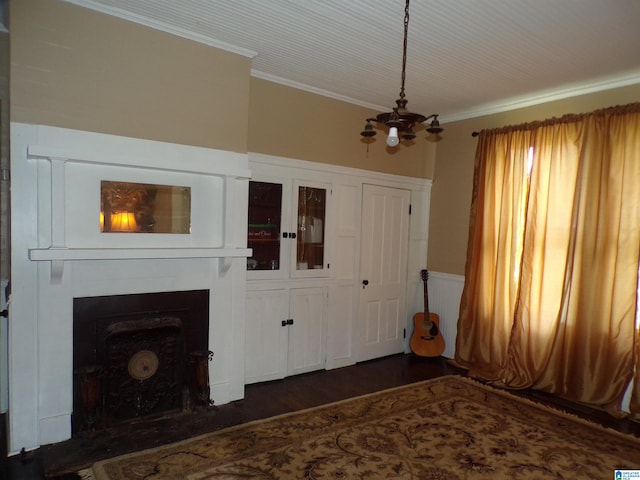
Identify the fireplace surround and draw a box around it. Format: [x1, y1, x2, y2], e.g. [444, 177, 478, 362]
[72, 290, 210, 434]
[9, 124, 251, 453]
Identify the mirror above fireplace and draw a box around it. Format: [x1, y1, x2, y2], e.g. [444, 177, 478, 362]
[100, 181, 191, 234]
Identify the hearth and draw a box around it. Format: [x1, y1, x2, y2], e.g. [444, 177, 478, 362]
[72, 290, 210, 434]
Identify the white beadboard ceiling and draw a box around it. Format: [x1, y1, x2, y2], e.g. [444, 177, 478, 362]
[65, 0, 640, 122]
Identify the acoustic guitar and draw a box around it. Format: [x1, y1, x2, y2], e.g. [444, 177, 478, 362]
[410, 269, 445, 357]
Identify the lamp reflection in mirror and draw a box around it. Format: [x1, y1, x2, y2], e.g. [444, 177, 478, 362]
[109, 212, 138, 232]
[100, 180, 191, 234]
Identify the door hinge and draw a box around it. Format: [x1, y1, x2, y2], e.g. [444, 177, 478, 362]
[403, 328, 406, 339]
[409, 204, 412, 215]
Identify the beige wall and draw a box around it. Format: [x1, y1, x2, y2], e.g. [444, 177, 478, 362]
[248, 78, 436, 178]
[11, 0, 251, 153]
[10, 0, 436, 180]
[428, 83, 640, 275]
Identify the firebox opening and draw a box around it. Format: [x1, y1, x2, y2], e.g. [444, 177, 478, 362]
[72, 289, 210, 435]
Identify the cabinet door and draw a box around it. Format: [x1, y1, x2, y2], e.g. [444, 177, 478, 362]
[247, 179, 292, 279]
[247, 180, 283, 271]
[287, 287, 327, 376]
[292, 180, 331, 278]
[245, 289, 289, 384]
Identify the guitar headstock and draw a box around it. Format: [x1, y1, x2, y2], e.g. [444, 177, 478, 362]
[420, 269, 429, 281]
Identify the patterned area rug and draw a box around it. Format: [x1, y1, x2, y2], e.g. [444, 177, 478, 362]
[91, 376, 640, 479]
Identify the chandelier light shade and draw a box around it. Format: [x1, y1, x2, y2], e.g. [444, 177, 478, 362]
[361, 0, 443, 146]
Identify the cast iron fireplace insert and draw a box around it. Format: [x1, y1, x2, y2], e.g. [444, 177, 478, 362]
[72, 289, 210, 435]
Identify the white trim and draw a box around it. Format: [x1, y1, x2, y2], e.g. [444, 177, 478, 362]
[428, 271, 465, 283]
[441, 70, 640, 123]
[63, 0, 257, 58]
[250, 70, 388, 113]
[28, 247, 251, 261]
[27, 145, 250, 179]
[253, 70, 640, 125]
[249, 152, 432, 190]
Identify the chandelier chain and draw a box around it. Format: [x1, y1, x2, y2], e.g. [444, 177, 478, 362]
[359, 0, 442, 145]
[399, 0, 410, 100]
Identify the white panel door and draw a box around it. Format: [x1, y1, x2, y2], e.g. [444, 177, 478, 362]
[357, 184, 410, 362]
[245, 289, 289, 384]
[288, 287, 327, 375]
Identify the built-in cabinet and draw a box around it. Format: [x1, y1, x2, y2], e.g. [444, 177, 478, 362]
[247, 177, 330, 279]
[245, 287, 327, 384]
[245, 170, 331, 384]
[245, 154, 431, 385]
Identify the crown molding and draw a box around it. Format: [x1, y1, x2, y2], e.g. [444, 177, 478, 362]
[253, 68, 640, 124]
[250, 70, 388, 113]
[63, 0, 257, 58]
[440, 69, 640, 123]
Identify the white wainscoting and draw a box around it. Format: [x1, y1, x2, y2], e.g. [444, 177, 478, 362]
[426, 272, 465, 359]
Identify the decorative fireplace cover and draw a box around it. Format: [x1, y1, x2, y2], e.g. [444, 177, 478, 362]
[72, 290, 209, 434]
[102, 316, 184, 424]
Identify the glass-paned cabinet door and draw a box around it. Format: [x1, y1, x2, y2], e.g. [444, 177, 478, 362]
[247, 181, 283, 272]
[294, 182, 329, 277]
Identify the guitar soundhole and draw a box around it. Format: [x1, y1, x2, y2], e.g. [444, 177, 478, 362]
[427, 322, 438, 337]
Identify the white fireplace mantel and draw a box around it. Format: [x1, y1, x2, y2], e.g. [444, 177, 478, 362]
[9, 124, 251, 454]
[28, 247, 252, 283]
[29, 247, 252, 261]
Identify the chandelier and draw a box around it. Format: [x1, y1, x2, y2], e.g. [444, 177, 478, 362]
[360, 0, 443, 147]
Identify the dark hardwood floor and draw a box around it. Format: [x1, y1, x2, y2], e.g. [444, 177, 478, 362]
[3, 354, 640, 479]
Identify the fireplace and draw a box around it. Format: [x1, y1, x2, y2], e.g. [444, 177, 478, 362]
[72, 290, 210, 434]
[8, 124, 251, 453]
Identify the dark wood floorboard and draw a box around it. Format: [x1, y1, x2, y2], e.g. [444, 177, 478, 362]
[3, 353, 639, 479]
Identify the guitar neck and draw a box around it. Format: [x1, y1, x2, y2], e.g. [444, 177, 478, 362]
[421, 270, 430, 317]
[424, 282, 430, 316]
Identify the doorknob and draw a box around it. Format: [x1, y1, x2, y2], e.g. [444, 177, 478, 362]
[362, 280, 369, 288]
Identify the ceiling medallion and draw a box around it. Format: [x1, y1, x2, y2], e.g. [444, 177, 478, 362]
[360, 0, 443, 147]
